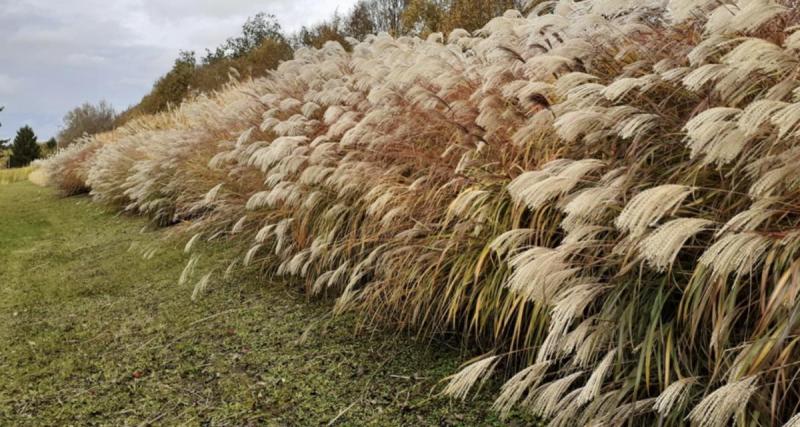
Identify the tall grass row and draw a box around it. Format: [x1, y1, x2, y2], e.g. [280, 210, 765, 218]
[41, 0, 800, 424]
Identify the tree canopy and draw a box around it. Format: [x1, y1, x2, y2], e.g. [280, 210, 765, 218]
[9, 125, 41, 167]
[57, 101, 116, 148]
[204, 13, 285, 63]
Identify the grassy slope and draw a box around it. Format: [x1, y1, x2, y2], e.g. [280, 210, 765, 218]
[0, 182, 527, 426]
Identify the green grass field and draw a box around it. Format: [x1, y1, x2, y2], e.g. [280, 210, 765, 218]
[0, 182, 531, 426]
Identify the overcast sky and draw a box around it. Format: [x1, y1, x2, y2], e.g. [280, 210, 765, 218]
[0, 0, 357, 141]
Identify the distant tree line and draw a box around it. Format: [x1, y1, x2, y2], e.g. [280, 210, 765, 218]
[115, 13, 294, 124]
[297, 0, 521, 47]
[56, 0, 523, 143]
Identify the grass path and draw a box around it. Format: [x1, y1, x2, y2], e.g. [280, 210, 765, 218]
[0, 182, 523, 426]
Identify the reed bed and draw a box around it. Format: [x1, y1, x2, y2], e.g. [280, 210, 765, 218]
[41, 0, 800, 424]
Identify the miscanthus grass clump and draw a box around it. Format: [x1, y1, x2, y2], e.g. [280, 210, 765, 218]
[41, 0, 800, 424]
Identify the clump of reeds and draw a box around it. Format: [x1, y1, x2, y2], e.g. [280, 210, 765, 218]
[40, 0, 800, 424]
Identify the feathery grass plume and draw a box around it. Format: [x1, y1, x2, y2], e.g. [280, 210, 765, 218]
[639, 218, 714, 272]
[688, 376, 759, 427]
[725, 1, 788, 34]
[311, 270, 335, 295]
[667, 0, 717, 22]
[682, 63, 731, 92]
[255, 223, 276, 243]
[784, 413, 800, 427]
[723, 37, 797, 77]
[506, 246, 579, 303]
[488, 229, 534, 258]
[716, 199, 777, 236]
[224, 259, 238, 280]
[653, 377, 698, 416]
[184, 232, 203, 254]
[559, 318, 594, 358]
[554, 109, 610, 142]
[739, 100, 789, 136]
[528, 371, 585, 418]
[537, 307, 575, 363]
[446, 188, 491, 222]
[698, 232, 772, 280]
[442, 355, 500, 400]
[248, 136, 307, 172]
[561, 169, 626, 231]
[178, 255, 200, 287]
[576, 349, 617, 405]
[562, 225, 605, 248]
[243, 244, 262, 267]
[683, 107, 748, 165]
[615, 113, 659, 140]
[202, 183, 223, 205]
[507, 159, 571, 199]
[547, 388, 590, 427]
[590, 398, 656, 427]
[40, 138, 102, 195]
[492, 361, 551, 418]
[603, 75, 659, 102]
[773, 102, 800, 139]
[231, 216, 247, 234]
[787, 26, 800, 48]
[572, 325, 613, 369]
[507, 159, 605, 211]
[749, 162, 800, 199]
[555, 72, 600, 97]
[687, 34, 741, 66]
[615, 185, 694, 236]
[191, 271, 213, 301]
[703, 4, 736, 35]
[552, 282, 607, 326]
[659, 65, 692, 83]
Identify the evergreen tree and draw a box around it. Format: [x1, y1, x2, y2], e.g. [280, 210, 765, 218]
[9, 126, 41, 167]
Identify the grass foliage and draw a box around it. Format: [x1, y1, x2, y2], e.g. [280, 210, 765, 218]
[40, 0, 800, 424]
[0, 166, 33, 185]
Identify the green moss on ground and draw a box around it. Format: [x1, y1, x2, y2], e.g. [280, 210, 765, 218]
[0, 182, 535, 426]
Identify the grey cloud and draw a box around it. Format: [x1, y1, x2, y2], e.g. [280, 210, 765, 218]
[0, 0, 356, 140]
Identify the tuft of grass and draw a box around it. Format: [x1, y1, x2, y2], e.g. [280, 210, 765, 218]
[0, 182, 536, 425]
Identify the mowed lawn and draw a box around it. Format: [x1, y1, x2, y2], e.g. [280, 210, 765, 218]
[0, 182, 525, 426]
